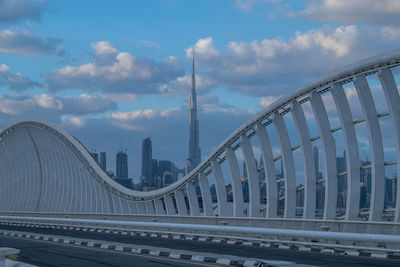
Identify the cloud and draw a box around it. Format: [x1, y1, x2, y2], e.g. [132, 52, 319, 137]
[0, 0, 47, 25]
[0, 93, 119, 116]
[234, 0, 280, 12]
[108, 108, 180, 131]
[259, 95, 280, 108]
[44, 41, 184, 93]
[0, 64, 39, 90]
[0, 29, 64, 56]
[185, 26, 400, 97]
[298, 0, 400, 25]
[165, 73, 216, 95]
[136, 40, 162, 51]
[61, 116, 86, 127]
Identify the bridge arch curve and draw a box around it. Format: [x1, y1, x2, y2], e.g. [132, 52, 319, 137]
[1, 49, 400, 221]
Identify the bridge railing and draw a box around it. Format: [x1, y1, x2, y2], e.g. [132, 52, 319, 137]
[2, 215, 400, 253]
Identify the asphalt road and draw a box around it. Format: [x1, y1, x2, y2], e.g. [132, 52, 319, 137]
[0, 235, 218, 267]
[1, 225, 400, 267]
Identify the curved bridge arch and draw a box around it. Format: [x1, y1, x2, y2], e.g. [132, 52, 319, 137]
[1, 49, 400, 222]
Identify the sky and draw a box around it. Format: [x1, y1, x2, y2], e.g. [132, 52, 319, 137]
[0, 0, 400, 182]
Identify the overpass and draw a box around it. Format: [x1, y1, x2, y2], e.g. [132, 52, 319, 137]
[1, 49, 400, 265]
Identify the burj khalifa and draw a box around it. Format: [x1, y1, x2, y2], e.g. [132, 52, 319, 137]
[186, 54, 201, 174]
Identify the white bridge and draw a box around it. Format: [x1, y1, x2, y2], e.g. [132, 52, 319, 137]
[1, 49, 400, 255]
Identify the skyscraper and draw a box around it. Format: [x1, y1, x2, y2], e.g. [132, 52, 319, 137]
[313, 146, 319, 179]
[100, 152, 106, 170]
[141, 137, 153, 188]
[116, 150, 128, 179]
[186, 54, 201, 174]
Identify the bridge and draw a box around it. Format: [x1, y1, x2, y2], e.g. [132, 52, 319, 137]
[1, 49, 400, 266]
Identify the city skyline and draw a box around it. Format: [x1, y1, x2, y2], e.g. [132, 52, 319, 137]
[0, 1, 399, 180]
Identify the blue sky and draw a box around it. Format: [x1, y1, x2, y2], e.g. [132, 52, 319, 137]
[0, 0, 400, 181]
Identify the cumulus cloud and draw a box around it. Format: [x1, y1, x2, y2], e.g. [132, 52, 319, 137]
[185, 26, 400, 97]
[0, 64, 39, 90]
[44, 41, 184, 93]
[0, 0, 47, 25]
[165, 73, 216, 95]
[298, 0, 400, 25]
[0, 30, 64, 56]
[0, 93, 118, 116]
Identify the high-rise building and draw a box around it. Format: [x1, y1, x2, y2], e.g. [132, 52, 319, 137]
[100, 152, 106, 170]
[152, 159, 160, 187]
[313, 146, 319, 179]
[186, 54, 201, 174]
[116, 150, 128, 179]
[141, 137, 153, 187]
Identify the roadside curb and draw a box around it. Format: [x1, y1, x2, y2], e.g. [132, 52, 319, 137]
[0, 229, 290, 267]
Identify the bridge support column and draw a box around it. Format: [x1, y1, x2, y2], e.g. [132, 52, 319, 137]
[379, 68, 400, 222]
[354, 75, 385, 221]
[291, 101, 316, 219]
[225, 147, 246, 217]
[136, 202, 146, 214]
[331, 84, 360, 221]
[186, 180, 200, 216]
[273, 111, 296, 218]
[255, 123, 277, 218]
[310, 92, 337, 220]
[164, 194, 175, 215]
[199, 173, 213, 216]
[240, 133, 261, 217]
[211, 159, 231, 217]
[175, 190, 188, 215]
[145, 201, 155, 214]
[154, 198, 165, 215]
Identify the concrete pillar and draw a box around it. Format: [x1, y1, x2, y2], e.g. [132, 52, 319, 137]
[331, 84, 360, 221]
[310, 92, 337, 220]
[273, 111, 296, 218]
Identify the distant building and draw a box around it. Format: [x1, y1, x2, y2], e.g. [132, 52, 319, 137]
[141, 137, 153, 188]
[114, 178, 133, 189]
[296, 184, 304, 207]
[116, 150, 128, 179]
[162, 171, 173, 187]
[186, 54, 201, 174]
[100, 152, 106, 170]
[314, 146, 319, 180]
[152, 159, 161, 187]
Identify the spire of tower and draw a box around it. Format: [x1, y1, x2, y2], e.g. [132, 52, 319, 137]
[187, 51, 201, 175]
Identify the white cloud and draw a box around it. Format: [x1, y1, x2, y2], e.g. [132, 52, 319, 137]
[165, 73, 216, 95]
[0, 0, 47, 25]
[0, 29, 64, 56]
[108, 108, 179, 131]
[234, 0, 280, 12]
[185, 26, 400, 97]
[61, 116, 86, 127]
[259, 95, 280, 108]
[0, 93, 119, 116]
[0, 63, 39, 90]
[298, 0, 400, 25]
[44, 41, 184, 93]
[137, 40, 162, 51]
